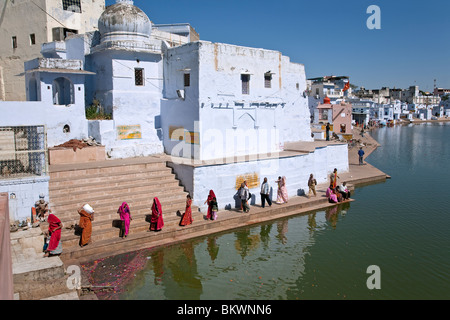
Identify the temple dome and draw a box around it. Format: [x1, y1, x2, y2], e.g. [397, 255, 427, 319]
[98, 0, 152, 44]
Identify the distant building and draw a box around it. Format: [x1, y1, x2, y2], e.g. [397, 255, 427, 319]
[0, 0, 105, 101]
[354, 86, 390, 104]
[433, 88, 450, 96]
[314, 96, 353, 139]
[307, 76, 352, 102]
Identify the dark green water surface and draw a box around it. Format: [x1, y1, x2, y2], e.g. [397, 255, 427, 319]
[84, 123, 450, 300]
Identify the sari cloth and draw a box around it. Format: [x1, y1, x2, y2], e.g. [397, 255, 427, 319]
[276, 177, 289, 204]
[330, 171, 338, 189]
[205, 190, 216, 220]
[150, 197, 164, 231]
[179, 198, 193, 226]
[118, 202, 131, 236]
[329, 192, 338, 203]
[78, 208, 93, 246]
[47, 214, 62, 253]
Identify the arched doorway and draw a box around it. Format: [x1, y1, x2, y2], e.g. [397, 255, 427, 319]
[52, 77, 74, 105]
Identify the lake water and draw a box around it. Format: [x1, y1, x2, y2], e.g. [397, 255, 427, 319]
[84, 123, 450, 300]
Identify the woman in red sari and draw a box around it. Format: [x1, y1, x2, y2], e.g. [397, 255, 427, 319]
[204, 190, 216, 220]
[149, 197, 164, 231]
[179, 194, 193, 226]
[44, 213, 63, 257]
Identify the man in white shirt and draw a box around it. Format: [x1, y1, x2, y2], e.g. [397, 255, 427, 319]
[338, 182, 351, 200]
[260, 177, 272, 208]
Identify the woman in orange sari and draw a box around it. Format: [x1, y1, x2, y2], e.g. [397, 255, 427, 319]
[78, 204, 94, 247]
[149, 197, 164, 232]
[179, 194, 193, 226]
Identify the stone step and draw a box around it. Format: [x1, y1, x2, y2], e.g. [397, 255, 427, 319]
[58, 207, 202, 248]
[50, 179, 182, 203]
[48, 195, 186, 224]
[49, 186, 189, 215]
[49, 167, 174, 191]
[48, 199, 194, 228]
[49, 160, 167, 180]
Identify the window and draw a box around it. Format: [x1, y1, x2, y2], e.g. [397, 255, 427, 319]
[241, 74, 250, 95]
[264, 73, 272, 88]
[30, 34, 36, 45]
[135, 68, 144, 86]
[52, 77, 74, 105]
[62, 0, 81, 13]
[184, 73, 190, 87]
[12, 36, 17, 49]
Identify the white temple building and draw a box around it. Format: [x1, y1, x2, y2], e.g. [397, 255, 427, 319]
[0, 0, 349, 218]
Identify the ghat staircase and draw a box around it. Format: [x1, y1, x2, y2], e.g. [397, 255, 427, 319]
[45, 155, 202, 265]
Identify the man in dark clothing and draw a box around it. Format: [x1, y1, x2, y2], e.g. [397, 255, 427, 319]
[326, 123, 330, 141]
[358, 147, 365, 165]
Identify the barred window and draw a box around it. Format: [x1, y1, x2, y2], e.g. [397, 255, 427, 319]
[0, 126, 48, 178]
[135, 68, 144, 86]
[264, 73, 272, 88]
[241, 74, 250, 95]
[184, 73, 190, 87]
[62, 0, 82, 13]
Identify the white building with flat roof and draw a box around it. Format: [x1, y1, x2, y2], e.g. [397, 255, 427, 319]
[0, 0, 106, 101]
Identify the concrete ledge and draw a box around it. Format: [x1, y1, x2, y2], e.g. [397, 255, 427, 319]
[49, 146, 106, 165]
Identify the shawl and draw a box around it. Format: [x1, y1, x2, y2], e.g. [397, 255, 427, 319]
[118, 202, 130, 219]
[151, 197, 164, 230]
[152, 198, 162, 217]
[206, 190, 216, 219]
[207, 190, 216, 202]
[47, 214, 61, 251]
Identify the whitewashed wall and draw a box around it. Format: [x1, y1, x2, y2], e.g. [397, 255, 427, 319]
[0, 100, 88, 147]
[87, 50, 165, 158]
[162, 41, 312, 162]
[0, 176, 49, 222]
[161, 42, 200, 159]
[170, 143, 349, 212]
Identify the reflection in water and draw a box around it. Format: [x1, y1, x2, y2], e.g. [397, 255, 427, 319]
[207, 236, 219, 262]
[235, 230, 260, 260]
[83, 203, 350, 300]
[325, 202, 351, 230]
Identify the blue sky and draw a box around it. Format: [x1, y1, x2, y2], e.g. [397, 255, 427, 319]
[106, 0, 450, 91]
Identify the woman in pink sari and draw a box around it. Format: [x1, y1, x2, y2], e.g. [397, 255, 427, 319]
[44, 214, 63, 257]
[117, 202, 132, 238]
[149, 197, 164, 232]
[276, 176, 289, 204]
[204, 190, 216, 220]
